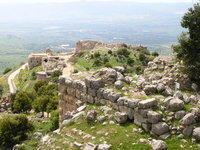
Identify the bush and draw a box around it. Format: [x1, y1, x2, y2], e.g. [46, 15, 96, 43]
[117, 48, 130, 57]
[33, 81, 48, 93]
[151, 51, 159, 57]
[93, 59, 102, 67]
[73, 69, 79, 73]
[103, 57, 109, 64]
[0, 115, 33, 148]
[51, 70, 62, 83]
[3, 68, 12, 74]
[12, 91, 32, 113]
[108, 50, 112, 55]
[50, 110, 59, 131]
[104, 62, 112, 68]
[31, 71, 37, 80]
[127, 58, 135, 66]
[94, 52, 101, 58]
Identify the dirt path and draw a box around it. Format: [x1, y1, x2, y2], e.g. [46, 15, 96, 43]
[8, 63, 28, 94]
[60, 54, 74, 77]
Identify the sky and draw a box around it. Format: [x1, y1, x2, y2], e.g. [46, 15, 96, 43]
[0, 0, 194, 4]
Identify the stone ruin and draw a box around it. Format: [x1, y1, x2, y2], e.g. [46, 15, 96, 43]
[59, 57, 200, 142]
[0, 93, 12, 112]
[75, 40, 147, 54]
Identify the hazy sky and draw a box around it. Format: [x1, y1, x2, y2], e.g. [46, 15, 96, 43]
[0, 0, 194, 3]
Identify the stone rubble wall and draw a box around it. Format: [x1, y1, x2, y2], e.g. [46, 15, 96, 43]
[75, 40, 147, 53]
[59, 75, 171, 138]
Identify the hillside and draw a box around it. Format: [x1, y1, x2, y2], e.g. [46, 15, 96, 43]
[0, 41, 198, 150]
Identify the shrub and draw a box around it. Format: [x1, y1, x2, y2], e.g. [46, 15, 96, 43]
[12, 91, 32, 113]
[151, 51, 159, 57]
[127, 58, 135, 66]
[0, 115, 33, 148]
[51, 70, 62, 83]
[73, 69, 79, 73]
[3, 68, 12, 74]
[117, 48, 130, 57]
[33, 81, 48, 93]
[93, 59, 102, 67]
[103, 57, 109, 64]
[108, 50, 112, 55]
[31, 71, 36, 80]
[104, 62, 112, 68]
[94, 52, 101, 58]
[50, 110, 59, 131]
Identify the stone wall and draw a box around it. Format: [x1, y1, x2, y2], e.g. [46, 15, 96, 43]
[75, 40, 147, 53]
[28, 53, 48, 70]
[59, 60, 200, 141]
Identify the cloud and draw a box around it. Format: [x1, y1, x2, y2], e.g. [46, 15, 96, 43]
[0, 0, 193, 3]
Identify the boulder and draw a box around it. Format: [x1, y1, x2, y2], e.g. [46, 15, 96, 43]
[183, 125, 194, 136]
[151, 122, 170, 136]
[138, 98, 157, 109]
[193, 127, 200, 141]
[84, 142, 98, 150]
[147, 111, 162, 124]
[114, 80, 123, 89]
[175, 110, 186, 120]
[41, 135, 50, 144]
[86, 110, 97, 122]
[114, 112, 128, 124]
[151, 139, 167, 150]
[168, 98, 184, 111]
[173, 91, 184, 100]
[157, 83, 165, 93]
[181, 113, 196, 126]
[143, 85, 157, 95]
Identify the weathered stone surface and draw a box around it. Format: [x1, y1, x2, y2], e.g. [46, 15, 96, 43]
[115, 80, 123, 89]
[114, 112, 128, 124]
[151, 139, 167, 150]
[84, 142, 98, 150]
[175, 110, 186, 120]
[147, 111, 162, 124]
[168, 98, 184, 111]
[181, 113, 196, 126]
[151, 122, 169, 136]
[157, 83, 165, 92]
[86, 110, 97, 122]
[173, 91, 184, 100]
[114, 66, 125, 73]
[97, 144, 111, 150]
[138, 98, 157, 109]
[193, 127, 200, 141]
[134, 112, 147, 126]
[183, 125, 194, 136]
[107, 92, 120, 102]
[143, 85, 157, 95]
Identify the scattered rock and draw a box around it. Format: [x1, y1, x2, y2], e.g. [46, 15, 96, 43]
[147, 111, 162, 124]
[138, 98, 157, 109]
[41, 135, 50, 144]
[193, 127, 200, 141]
[175, 110, 186, 120]
[151, 139, 167, 150]
[33, 132, 42, 138]
[97, 144, 111, 150]
[183, 125, 194, 136]
[84, 142, 98, 150]
[181, 113, 196, 126]
[151, 122, 169, 136]
[86, 110, 97, 122]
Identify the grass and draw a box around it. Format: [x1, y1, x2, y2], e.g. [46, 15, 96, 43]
[33, 104, 200, 150]
[14, 66, 42, 92]
[73, 48, 149, 74]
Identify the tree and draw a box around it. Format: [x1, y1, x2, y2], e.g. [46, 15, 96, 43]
[173, 3, 200, 85]
[0, 115, 33, 148]
[3, 68, 12, 74]
[151, 51, 159, 57]
[33, 81, 48, 92]
[12, 91, 32, 113]
[33, 95, 58, 116]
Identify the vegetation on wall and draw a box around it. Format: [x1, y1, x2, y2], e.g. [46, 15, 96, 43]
[73, 46, 155, 75]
